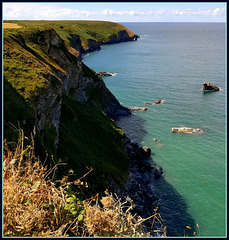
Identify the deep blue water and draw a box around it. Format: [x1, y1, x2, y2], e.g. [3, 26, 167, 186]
[83, 22, 226, 237]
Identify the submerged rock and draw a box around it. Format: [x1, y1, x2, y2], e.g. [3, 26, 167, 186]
[203, 82, 220, 91]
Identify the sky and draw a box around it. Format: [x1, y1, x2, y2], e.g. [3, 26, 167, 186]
[2, 2, 227, 22]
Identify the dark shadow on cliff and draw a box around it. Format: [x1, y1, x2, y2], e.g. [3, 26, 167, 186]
[116, 113, 197, 236]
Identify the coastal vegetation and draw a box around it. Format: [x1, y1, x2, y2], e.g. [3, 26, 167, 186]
[3, 129, 166, 237]
[3, 20, 137, 57]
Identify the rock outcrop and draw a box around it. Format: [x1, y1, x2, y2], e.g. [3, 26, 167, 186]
[129, 107, 148, 112]
[171, 127, 202, 134]
[154, 99, 163, 104]
[102, 30, 139, 44]
[96, 71, 114, 77]
[203, 82, 220, 91]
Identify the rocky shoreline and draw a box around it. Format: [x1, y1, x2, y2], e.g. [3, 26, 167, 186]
[111, 136, 164, 235]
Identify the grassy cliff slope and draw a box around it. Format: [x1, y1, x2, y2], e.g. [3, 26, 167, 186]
[3, 21, 135, 193]
[3, 20, 138, 56]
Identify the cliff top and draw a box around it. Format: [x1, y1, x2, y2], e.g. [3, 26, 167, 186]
[3, 20, 137, 49]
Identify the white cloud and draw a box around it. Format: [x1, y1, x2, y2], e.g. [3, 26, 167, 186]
[2, 3, 226, 22]
[170, 8, 226, 18]
[213, 8, 225, 16]
[102, 9, 144, 17]
[3, 3, 98, 20]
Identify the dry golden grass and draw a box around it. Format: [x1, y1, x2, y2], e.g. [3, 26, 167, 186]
[3, 129, 78, 237]
[3, 23, 22, 29]
[84, 192, 167, 237]
[83, 192, 146, 237]
[3, 128, 167, 237]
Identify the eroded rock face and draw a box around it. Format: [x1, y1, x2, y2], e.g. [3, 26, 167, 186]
[203, 82, 220, 91]
[103, 30, 139, 44]
[68, 29, 139, 59]
[15, 29, 131, 147]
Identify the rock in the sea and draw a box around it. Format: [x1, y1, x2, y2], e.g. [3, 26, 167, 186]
[145, 102, 153, 105]
[171, 127, 202, 134]
[95, 71, 114, 77]
[203, 82, 220, 91]
[129, 107, 148, 112]
[154, 99, 163, 104]
[154, 166, 163, 179]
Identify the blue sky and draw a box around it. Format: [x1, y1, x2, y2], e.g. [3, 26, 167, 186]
[3, 2, 226, 22]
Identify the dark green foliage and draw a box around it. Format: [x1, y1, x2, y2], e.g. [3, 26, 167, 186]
[57, 95, 130, 194]
[3, 77, 35, 142]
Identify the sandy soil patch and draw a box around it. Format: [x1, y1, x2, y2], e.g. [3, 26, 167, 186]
[3, 23, 22, 29]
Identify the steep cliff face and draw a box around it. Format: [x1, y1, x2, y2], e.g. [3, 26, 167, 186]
[43, 29, 131, 118]
[68, 29, 139, 58]
[102, 29, 139, 44]
[4, 27, 131, 147]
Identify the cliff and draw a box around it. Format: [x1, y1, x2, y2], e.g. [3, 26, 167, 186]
[3, 22, 135, 192]
[4, 20, 139, 58]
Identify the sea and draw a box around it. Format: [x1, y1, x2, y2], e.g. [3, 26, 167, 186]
[83, 22, 226, 237]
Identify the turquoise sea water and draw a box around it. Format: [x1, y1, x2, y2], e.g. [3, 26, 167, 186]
[83, 23, 226, 237]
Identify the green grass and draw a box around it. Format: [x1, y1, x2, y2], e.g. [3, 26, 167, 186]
[57, 94, 130, 194]
[3, 29, 62, 101]
[3, 20, 136, 50]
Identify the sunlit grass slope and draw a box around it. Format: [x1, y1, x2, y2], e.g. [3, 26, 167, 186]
[3, 20, 136, 52]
